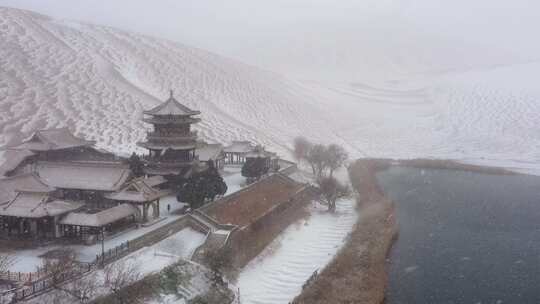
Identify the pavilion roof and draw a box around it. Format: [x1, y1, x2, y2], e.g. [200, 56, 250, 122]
[0, 173, 55, 204]
[223, 141, 255, 154]
[245, 145, 277, 159]
[59, 204, 139, 227]
[9, 128, 95, 152]
[0, 149, 35, 177]
[105, 176, 171, 203]
[36, 161, 131, 191]
[143, 92, 200, 116]
[0, 193, 84, 218]
[196, 143, 224, 162]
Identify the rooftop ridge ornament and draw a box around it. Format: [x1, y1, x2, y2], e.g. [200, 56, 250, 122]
[169, 89, 174, 99]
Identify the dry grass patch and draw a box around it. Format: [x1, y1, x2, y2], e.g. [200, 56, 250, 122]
[292, 159, 397, 304]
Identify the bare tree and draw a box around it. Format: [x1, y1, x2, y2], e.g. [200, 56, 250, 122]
[42, 249, 79, 286]
[293, 137, 312, 162]
[48, 272, 99, 304]
[0, 254, 14, 273]
[306, 144, 328, 179]
[293, 138, 348, 180]
[42, 249, 97, 303]
[318, 176, 351, 212]
[203, 246, 233, 286]
[325, 144, 348, 177]
[103, 260, 143, 304]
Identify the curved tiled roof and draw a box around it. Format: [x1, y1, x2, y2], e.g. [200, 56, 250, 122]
[223, 141, 255, 154]
[196, 143, 225, 161]
[10, 127, 95, 151]
[0, 193, 84, 218]
[0, 173, 54, 204]
[105, 176, 171, 202]
[144, 92, 200, 116]
[59, 204, 139, 227]
[36, 161, 131, 191]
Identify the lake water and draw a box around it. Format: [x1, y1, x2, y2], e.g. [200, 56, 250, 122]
[377, 166, 540, 304]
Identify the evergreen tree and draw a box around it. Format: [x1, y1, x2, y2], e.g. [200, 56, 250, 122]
[128, 153, 145, 177]
[241, 157, 269, 181]
[175, 161, 227, 209]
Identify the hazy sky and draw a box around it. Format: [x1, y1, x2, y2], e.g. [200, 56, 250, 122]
[2, 0, 539, 81]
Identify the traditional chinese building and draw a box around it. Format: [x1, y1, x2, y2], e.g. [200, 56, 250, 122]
[223, 140, 256, 165]
[138, 91, 202, 177]
[196, 142, 225, 170]
[245, 145, 280, 172]
[0, 173, 84, 238]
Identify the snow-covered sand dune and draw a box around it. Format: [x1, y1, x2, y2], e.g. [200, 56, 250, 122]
[1, 7, 540, 173]
[0, 7, 331, 157]
[236, 200, 357, 304]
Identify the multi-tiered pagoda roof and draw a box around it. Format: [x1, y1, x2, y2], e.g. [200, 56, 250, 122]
[138, 91, 202, 176]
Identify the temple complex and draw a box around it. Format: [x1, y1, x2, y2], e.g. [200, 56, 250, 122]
[138, 91, 202, 177]
[0, 91, 288, 244]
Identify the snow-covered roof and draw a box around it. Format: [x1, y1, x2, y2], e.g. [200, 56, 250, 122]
[144, 92, 201, 116]
[144, 165, 195, 177]
[245, 146, 277, 159]
[105, 176, 171, 203]
[0, 193, 84, 218]
[0, 149, 35, 177]
[0, 173, 55, 204]
[10, 128, 95, 151]
[59, 204, 139, 227]
[36, 161, 131, 191]
[196, 143, 224, 162]
[223, 141, 255, 154]
[137, 142, 197, 150]
[143, 175, 168, 187]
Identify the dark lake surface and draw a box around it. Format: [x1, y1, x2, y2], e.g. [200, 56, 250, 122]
[377, 166, 540, 304]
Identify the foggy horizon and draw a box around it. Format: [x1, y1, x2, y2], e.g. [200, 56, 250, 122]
[2, 0, 540, 82]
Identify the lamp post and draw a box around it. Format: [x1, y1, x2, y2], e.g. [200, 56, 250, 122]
[101, 227, 105, 267]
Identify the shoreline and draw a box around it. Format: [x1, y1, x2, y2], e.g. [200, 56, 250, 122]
[292, 158, 523, 304]
[291, 159, 397, 304]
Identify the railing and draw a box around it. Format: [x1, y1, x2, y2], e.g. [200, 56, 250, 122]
[142, 116, 200, 124]
[11, 263, 93, 301]
[147, 131, 197, 139]
[142, 155, 199, 164]
[0, 265, 49, 284]
[4, 215, 206, 301]
[94, 240, 130, 266]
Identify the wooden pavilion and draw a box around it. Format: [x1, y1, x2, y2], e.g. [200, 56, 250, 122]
[196, 142, 225, 170]
[105, 176, 171, 222]
[223, 141, 256, 165]
[59, 204, 139, 243]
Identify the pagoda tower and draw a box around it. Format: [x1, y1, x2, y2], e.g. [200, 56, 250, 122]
[138, 91, 201, 176]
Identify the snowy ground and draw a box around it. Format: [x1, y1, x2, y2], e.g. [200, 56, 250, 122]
[120, 227, 206, 275]
[235, 199, 357, 304]
[27, 227, 206, 304]
[222, 166, 245, 196]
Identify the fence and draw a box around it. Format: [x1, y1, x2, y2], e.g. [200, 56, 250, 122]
[11, 262, 92, 301]
[0, 265, 49, 284]
[94, 240, 130, 265]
